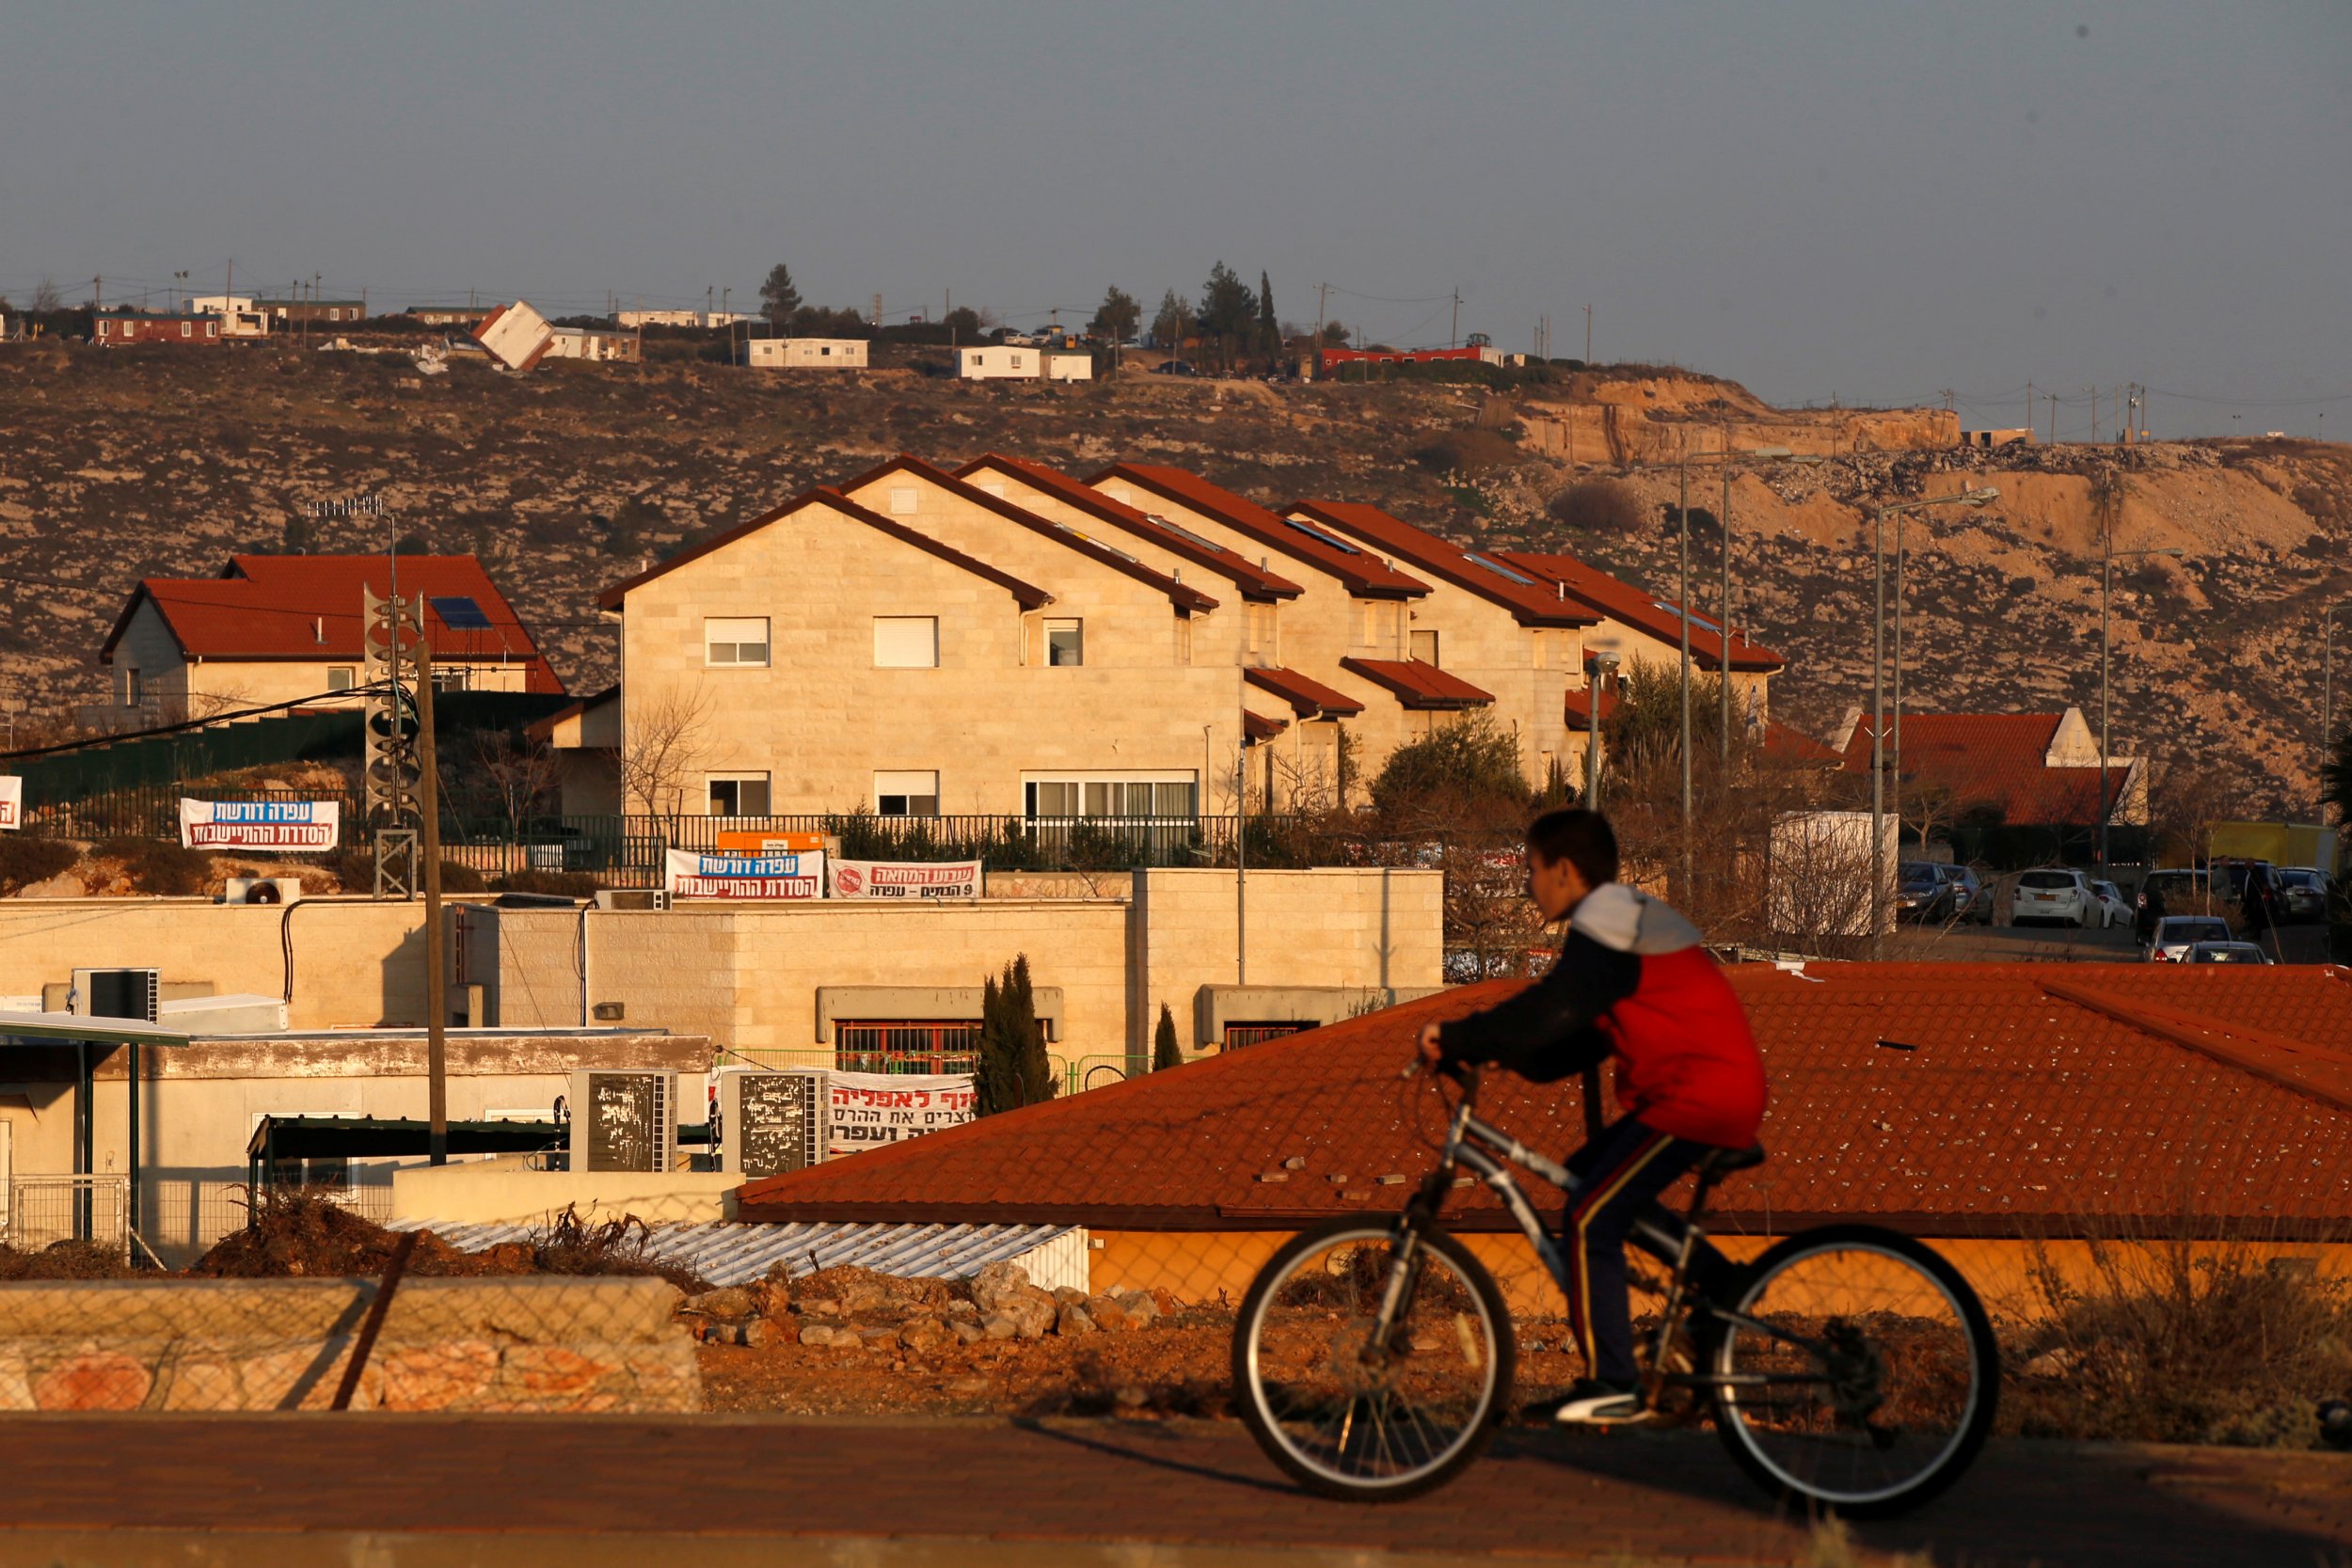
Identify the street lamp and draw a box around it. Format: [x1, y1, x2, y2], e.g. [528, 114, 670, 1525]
[1586, 650, 1620, 807]
[1870, 486, 1999, 958]
[2098, 544, 2184, 869]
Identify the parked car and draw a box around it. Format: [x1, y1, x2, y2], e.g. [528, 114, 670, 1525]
[2182, 941, 2272, 965]
[1897, 861, 1956, 922]
[2011, 867, 2097, 927]
[2275, 866, 2333, 923]
[2139, 867, 2220, 914]
[1150, 359, 1198, 376]
[1939, 863, 1992, 924]
[2148, 914, 2234, 961]
[2088, 879, 2130, 928]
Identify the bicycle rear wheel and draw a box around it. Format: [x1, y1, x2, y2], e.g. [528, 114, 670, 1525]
[1232, 1216, 1515, 1502]
[1708, 1225, 1997, 1517]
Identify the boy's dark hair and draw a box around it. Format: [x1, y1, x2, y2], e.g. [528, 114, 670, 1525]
[1526, 808, 1618, 886]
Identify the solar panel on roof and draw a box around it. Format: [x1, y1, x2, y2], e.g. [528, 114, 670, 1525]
[1145, 513, 1232, 556]
[1464, 551, 1538, 586]
[430, 595, 492, 629]
[1285, 518, 1362, 555]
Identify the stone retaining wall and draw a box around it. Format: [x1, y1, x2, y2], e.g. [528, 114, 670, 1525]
[0, 1276, 699, 1413]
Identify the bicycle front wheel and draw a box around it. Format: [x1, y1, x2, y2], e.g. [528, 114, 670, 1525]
[1708, 1225, 1997, 1517]
[1232, 1216, 1515, 1502]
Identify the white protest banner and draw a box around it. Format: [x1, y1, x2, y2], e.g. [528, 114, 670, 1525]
[824, 1070, 976, 1157]
[664, 847, 825, 899]
[830, 859, 981, 899]
[0, 777, 19, 832]
[178, 799, 339, 851]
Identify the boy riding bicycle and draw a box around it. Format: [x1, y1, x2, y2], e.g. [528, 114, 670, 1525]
[1418, 808, 1766, 1425]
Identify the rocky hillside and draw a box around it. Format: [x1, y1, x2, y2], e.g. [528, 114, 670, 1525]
[1, 340, 2343, 809]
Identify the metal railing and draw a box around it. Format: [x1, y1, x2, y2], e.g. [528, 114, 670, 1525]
[725, 1047, 1142, 1098]
[3, 1175, 131, 1259]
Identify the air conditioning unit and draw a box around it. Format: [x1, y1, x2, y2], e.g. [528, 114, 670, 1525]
[593, 889, 672, 911]
[225, 877, 304, 907]
[70, 967, 159, 1024]
[565, 1068, 678, 1173]
[719, 1067, 825, 1178]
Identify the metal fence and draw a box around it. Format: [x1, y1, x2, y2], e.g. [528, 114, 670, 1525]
[728, 1048, 1139, 1099]
[3, 1175, 131, 1259]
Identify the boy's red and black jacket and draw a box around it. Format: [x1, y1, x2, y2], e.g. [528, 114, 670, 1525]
[1436, 882, 1766, 1148]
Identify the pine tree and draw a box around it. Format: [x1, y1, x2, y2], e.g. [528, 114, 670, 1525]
[757, 263, 802, 328]
[1257, 271, 1278, 363]
[1152, 1002, 1182, 1071]
[974, 955, 1055, 1115]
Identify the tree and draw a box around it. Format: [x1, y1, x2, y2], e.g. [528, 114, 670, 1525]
[1152, 1002, 1182, 1071]
[974, 955, 1057, 1116]
[30, 278, 60, 313]
[1320, 321, 1350, 345]
[1257, 271, 1278, 361]
[393, 531, 432, 556]
[943, 305, 982, 341]
[281, 515, 314, 554]
[1151, 289, 1194, 352]
[756, 263, 802, 328]
[1368, 712, 1531, 828]
[619, 686, 712, 821]
[468, 729, 564, 841]
[1198, 261, 1255, 371]
[1088, 286, 1140, 346]
[603, 496, 661, 558]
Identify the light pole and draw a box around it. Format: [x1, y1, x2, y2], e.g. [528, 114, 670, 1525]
[2327, 604, 2340, 812]
[2098, 543, 2184, 870]
[1586, 651, 1620, 807]
[1870, 487, 2000, 958]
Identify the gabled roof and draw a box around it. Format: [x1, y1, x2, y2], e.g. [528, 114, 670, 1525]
[738, 963, 2352, 1238]
[1242, 708, 1289, 742]
[1243, 666, 1366, 719]
[848, 456, 1216, 613]
[524, 683, 618, 746]
[1560, 688, 1841, 769]
[596, 488, 1051, 612]
[1836, 712, 2128, 827]
[1288, 500, 1592, 628]
[1339, 657, 1495, 710]
[99, 555, 564, 694]
[1089, 465, 1429, 599]
[1502, 550, 1784, 672]
[955, 455, 1304, 603]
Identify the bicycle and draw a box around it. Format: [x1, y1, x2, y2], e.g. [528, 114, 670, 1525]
[1232, 1062, 1999, 1515]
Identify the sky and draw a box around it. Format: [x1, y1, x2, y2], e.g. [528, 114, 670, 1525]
[3, 1, 2347, 436]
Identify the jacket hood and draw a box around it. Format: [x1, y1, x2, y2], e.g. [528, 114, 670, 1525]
[1569, 881, 1705, 956]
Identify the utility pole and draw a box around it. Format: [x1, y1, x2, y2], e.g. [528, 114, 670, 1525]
[1313, 282, 1328, 350]
[1677, 434, 1692, 899]
[872, 293, 882, 328]
[1583, 303, 1593, 365]
[417, 621, 447, 1165]
[1450, 287, 1461, 349]
[1234, 742, 1248, 987]
[2025, 380, 2032, 439]
[2327, 605, 2338, 813]
[2090, 386, 2099, 444]
[1720, 451, 1733, 767]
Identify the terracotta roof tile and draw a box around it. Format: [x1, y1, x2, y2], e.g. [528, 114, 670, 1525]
[99, 555, 564, 695]
[1243, 666, 1366, 718]
[1837, 713, 2128, 826]
[740, 962, 2352, 1238]
[1339, 657, 1495, 710]
[1291, 501, 1592, 628]
[1502, 549, 1784, 670]
[1090, 466, 1429, 597]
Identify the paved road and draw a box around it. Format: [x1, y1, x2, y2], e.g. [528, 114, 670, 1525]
[1886, 919, 2326, 964]
[0, 1415, 2344, 1567]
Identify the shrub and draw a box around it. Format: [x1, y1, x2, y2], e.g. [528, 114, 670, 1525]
[488, 868, 601, 898]
[1410, 427, 1520, 478]
[1153, 1003, 1182, 1071]
[98, 836, 212, 896]
[0, 837, 77, 895]
[1369, 713, 1532, 828]
[1546, 478, 1647, 536]
[437, 861, 488, 893]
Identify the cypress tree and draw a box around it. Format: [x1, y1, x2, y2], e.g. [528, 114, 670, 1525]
[1257, 271, 1277, 363]
[1152, 1002, 1182, 1071]
[974, 955, 1055, 1115]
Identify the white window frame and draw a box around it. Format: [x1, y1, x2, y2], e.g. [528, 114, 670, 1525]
[707, 772, 772, 817]
[326, 666, 357, 691]
[704, 616, 771, 668]
[1021, 770, 1198, 822]
[888, 487, 919, 515]
[1045, 619, 1084, 667]
[875, 770, 941, 818]
[873, 616, 939, 669]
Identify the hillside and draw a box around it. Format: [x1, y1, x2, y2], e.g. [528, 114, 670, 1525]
[1, 341, 2344, 811]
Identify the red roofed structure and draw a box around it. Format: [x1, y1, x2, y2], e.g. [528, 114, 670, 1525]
[740, 963, 2352, 1306]
[1834, 708, 2141, 830]
[1089, 466, 1430, 598]
[1501, 549, 1784, 673]
[1288, 500, 1593, 629]
[1338, 657, 1495, 710]
[97, 554, 563, 721]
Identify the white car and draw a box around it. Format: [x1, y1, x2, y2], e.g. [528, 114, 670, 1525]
[2088, 879, 2130, 929]
[2149, 915, 2234, 961]
[2011, 867, 2096, 927]
[2183, 941, 2272, 965]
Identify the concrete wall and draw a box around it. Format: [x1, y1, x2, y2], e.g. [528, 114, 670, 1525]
[392, 1162, 737, 1227]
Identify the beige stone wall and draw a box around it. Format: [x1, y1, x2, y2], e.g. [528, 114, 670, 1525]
[618, 492, 1238, 817]
[1581, 611, 1772, 721]
[1375, 569, 1574, 784]
[1131, 868, 1443, 1060]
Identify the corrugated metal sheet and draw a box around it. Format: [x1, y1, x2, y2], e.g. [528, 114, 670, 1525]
[388, 1217, 1089, 1291]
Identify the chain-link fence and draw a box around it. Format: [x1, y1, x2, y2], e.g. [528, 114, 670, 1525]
[1, 1176, 130, 1259]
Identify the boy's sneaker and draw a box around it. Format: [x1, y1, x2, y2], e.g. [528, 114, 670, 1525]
[1551, 1378, 1649, 1425]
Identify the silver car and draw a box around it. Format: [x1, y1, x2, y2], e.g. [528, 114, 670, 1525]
[2149, 915, 2233, 961]
[2182, 941, 2272, 965]
[1939, 863, 1991, 924]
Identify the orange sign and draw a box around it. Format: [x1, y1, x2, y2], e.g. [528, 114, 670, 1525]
[715, 831, 832, 855]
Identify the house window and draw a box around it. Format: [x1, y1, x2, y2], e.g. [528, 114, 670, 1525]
[206, 324, 217, 337]
[875, 770, 940, 817]
[120, 668, 142, 707]
[1410, 629, 1440, 666]
[1011, 354, 1026, 370]
[819, 345, 831, 356]
[1245, 605, 1277, 666]
[182, 323, 192, 338]
[707, 774, 771, 816]
[889, 487, 918, 515]
[873, 616, 939, 668]
[1046, 620, 1084, 666]
[1024, 777, 1196, 820]
[98, 321, 110, 337]
[326, 667, 357, 691]
[834, 1021, 977, 1075]
[705, 616, 771, 667]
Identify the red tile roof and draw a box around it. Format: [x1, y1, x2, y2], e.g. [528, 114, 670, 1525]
[99, 555, 564, 694]
[1339, 657, 1495, 710]
[1761, 720, 1845, 768]
[1242, 708, 1289, 742]
[849, 456, 1217, 613]
[956, 456, 1304, 602]
[1243, 666, 1365, 718]
[1290, 501, 1592, 628]
[1502, 550, 1784, 671]
[523, 683, 617, 745]
[1837, 713, 2127, 826]
[739, 963, 2352, 1238]
[597, 487, 1052, 612]
[1090, 465, 1429, 598]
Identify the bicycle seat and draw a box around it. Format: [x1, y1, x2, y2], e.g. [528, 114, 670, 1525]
[1701, 1143, 1767, 1175]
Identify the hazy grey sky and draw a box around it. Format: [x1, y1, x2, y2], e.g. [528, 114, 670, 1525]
[5, 1, 2346, 435]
